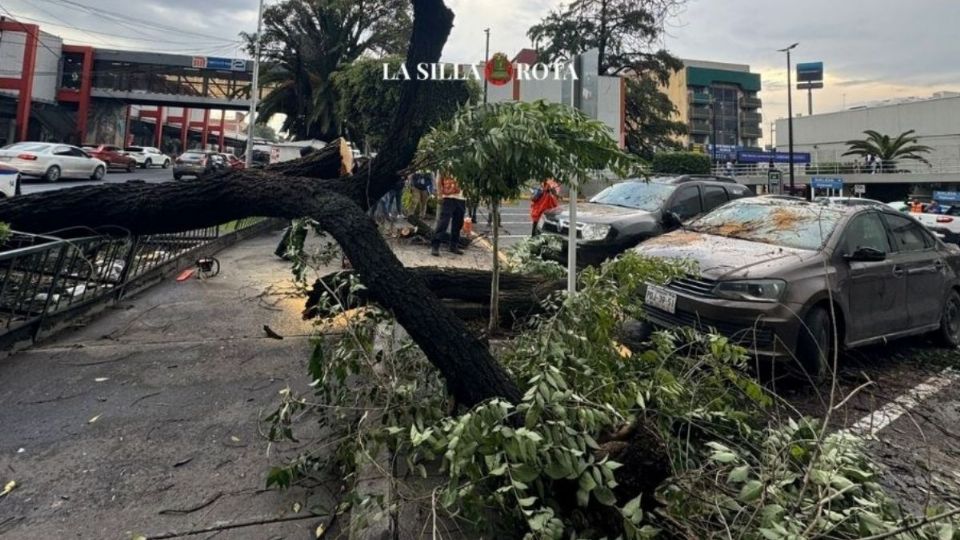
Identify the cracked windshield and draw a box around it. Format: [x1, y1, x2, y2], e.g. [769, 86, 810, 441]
[1, 0, 960, 538]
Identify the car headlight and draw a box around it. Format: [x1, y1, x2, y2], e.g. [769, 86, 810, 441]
[580, 223, 611, 241]
[712, 279, 786, 302]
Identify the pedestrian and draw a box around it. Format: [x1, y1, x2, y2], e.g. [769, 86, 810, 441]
[725, 160, 735, 177]
[530, 178, 560, 236]
[377, 176, 405, 220]
[431, 174, 466, 256]
[409, 170, 434, 219]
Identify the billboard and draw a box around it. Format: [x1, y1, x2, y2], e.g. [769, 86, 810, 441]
[797, 62, 824, 90]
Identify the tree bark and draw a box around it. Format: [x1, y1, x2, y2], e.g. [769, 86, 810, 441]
[489, 198, 501, 332]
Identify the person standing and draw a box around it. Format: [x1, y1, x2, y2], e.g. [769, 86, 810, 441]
[410, 171, 434, 219]
[431, 174, 466, 256]
[529, 179, 560, 236]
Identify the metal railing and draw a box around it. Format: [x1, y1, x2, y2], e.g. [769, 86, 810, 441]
[710, 159, 960, 179]
[0, 218, 264, 341]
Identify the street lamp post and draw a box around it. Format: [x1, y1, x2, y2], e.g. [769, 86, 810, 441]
[244, 0, 265, 168]
[779, 43, 799, 192]
[711, 96, 718, 171]
[483, 28, 490, 105]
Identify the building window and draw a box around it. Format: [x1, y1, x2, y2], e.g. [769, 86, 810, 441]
[61, 52, 84, 90]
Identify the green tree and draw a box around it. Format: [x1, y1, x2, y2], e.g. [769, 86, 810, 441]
[243, 0, 411, 140]
[842, 129, 933, 171]
[528, 0, 687, 158]
[332, 57, 480, 152]
[253, 124, 279, 142]
[418, 100, 636, 331]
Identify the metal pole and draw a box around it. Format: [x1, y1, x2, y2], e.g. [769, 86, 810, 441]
[567, 183, 578, 295]
[786, 48, 796, 192]
[711, 97, 718, 170]
[483, 28, 490, 104]
[808, 86, 813, 116]
[244, 0, 264, 168]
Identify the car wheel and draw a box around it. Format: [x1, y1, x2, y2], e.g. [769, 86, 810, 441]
[145, 158, 152, 168]
[91, 165, 106, 181]
[162, 159, 170, 169]
[15, 174, 22, 196]
[173, 173, 183, 180]
[794, 306, 832, 382]
[44, 165, 61, 183]
[937, 290, 960, 347]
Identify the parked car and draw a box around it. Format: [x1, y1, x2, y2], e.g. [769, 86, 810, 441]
[635, 197, 960, 376]
[124, 146, 171, 169]
[538, 175, 752, 265]
[82, 144, 137, 172]
[0, 163, 21, 198]
[172, 151, 220, 179]
[219, 153, 246, 170]
[0, 142, 106, 182]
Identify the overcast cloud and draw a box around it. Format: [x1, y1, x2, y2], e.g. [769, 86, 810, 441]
[6, 0, 960, 136]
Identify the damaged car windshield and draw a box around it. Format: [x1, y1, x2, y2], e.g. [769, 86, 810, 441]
[589, 180, 675, 211]
[687, 200, 844, 250]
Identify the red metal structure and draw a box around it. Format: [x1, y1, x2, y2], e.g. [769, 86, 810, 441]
[0, 19, 40, 142]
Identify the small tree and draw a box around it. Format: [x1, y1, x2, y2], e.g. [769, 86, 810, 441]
[418, 100, 635, 331]
[651, 151, 711, 174]
[842, 129, 933, 171]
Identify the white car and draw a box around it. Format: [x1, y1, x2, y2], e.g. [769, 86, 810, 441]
[124, 146, 171, 169]
[0, 142, 106, 182]
[0, 163, 20, 198]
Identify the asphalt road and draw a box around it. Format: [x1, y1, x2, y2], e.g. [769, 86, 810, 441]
[19, 167, 175, 195]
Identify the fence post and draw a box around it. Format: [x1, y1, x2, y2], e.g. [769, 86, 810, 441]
[115, 235, 141, 301]
[32, 242, 69, 341]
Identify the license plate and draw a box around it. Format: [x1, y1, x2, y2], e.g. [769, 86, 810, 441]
[644, 284, 676, 314]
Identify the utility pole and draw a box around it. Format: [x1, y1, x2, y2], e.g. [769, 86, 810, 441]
[779, 43, 799, 192]
[244, 0, 264, 168]
[483, 28, 490, 104]
[807, 86, 813, 116]
[711, 96, 718, 169]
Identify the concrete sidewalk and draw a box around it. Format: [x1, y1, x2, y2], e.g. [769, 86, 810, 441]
[0, 227, 492, 539]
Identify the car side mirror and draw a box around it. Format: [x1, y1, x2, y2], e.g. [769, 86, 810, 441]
[845, 246, 886, 262]
[662, 211, 682, 229]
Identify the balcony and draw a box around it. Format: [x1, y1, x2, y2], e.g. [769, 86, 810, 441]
[688, 107, 711, 120]
[690, 93, 712, 105]
[741, 96, 762, 109]
[741, 112, 762, 125]
[690, 119, 712, 135]
[741, 125, 762, 138]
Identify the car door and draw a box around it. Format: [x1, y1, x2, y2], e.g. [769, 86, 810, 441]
[838, 211, 906, 342]
[881, 212, 948, 328]
[666, 185, 703, 222]
[701, 184, 729, 214]
[69, 146, 96, 176]
[52, 145, 80, 176]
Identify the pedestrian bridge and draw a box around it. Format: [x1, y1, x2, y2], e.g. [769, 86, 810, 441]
[714, 160, 960, 189]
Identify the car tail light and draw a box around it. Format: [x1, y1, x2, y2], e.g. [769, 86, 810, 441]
[16, 153, 37, 160]
[937, 216, 954, 223]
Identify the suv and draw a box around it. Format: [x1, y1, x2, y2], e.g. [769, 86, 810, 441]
[124, 146, 171, 169]
[82, 144, 137, 172]
[539, 175, 752, 265]
[172, 151, 219, 179]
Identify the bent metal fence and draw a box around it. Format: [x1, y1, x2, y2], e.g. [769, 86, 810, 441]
[0, 218, 265, 346]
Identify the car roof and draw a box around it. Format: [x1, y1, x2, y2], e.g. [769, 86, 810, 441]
[650, 175, 738, 185]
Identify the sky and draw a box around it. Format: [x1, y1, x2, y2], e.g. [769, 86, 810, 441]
[6, 0, 960, 141]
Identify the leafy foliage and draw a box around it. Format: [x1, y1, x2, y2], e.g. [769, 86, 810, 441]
[506, 235, 567, 280]
[242, 0, 411, 140]
[651, 151, 712, 175]
[842, 130, 934, 171]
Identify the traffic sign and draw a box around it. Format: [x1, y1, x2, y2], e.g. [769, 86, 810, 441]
[811, 177, 843, 190]
[934, 191, 960, 203]
[854, 184, 866, 195]
[191, 56, 247, 71]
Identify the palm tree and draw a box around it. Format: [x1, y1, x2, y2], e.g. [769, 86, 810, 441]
[842, 130, 933, 172]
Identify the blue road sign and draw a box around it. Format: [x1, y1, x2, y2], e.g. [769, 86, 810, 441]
[934, 191, 960, 203]
[206, 57, 246, 71]
[738, 151, 811, 164]
[811, 177, 843, 190]
[797, 62, 824, 83]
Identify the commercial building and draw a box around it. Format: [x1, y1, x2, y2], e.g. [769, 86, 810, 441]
[0, 17, 254, 153]
[662, 59, 763, 152]
[774, 92, 960, 168]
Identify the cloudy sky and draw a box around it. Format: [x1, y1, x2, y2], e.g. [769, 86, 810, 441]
[7, 0, 960, 137]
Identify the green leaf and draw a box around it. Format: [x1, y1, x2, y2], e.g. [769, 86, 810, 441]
[512, 463, 539, 483]
[728, 465, 751, 484]
[738, 480, 763, 502]
[579, 471, 597, 492]
[518, 496, 537, 508]
[593, 486, 616, 506]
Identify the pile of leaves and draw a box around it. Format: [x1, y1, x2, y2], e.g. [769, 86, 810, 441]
[266, 238, 960, 539]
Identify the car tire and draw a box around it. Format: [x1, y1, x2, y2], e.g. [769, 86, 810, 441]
[937, 289, 960, 347]
[794, 306, 832, 382]
[145, 158, 153, 168]
[162, 159, 170, 169]
[173, 173, 183, 180]
[91, 165, 105, 181]
[44, 165, 61, 183]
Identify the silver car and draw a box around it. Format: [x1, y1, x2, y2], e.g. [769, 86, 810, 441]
[0, 142, 107, 182]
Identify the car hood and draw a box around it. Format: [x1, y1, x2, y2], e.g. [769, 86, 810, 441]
[635, 230, 819, 280]
[545, 202, 657, 225]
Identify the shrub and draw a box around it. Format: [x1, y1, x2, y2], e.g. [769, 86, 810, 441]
[651, 152, 711, 175]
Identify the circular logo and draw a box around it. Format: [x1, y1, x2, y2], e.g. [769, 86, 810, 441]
[484, 52, 513, 86]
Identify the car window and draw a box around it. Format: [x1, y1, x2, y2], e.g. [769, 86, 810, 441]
[702, 185, 728, 211]
[882, 213, 930, 252]
[124, 146, 143, 152]
[181, 152, 205, 161]
[69, 147, 89, 157]
[589, 181, 676, 211]
[841, 212, 891, 255]
[669, 185, 702, 220]
[725, 185, 750, 200]
[105, 146, 117, 152]
[53, 146, 74, 156]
